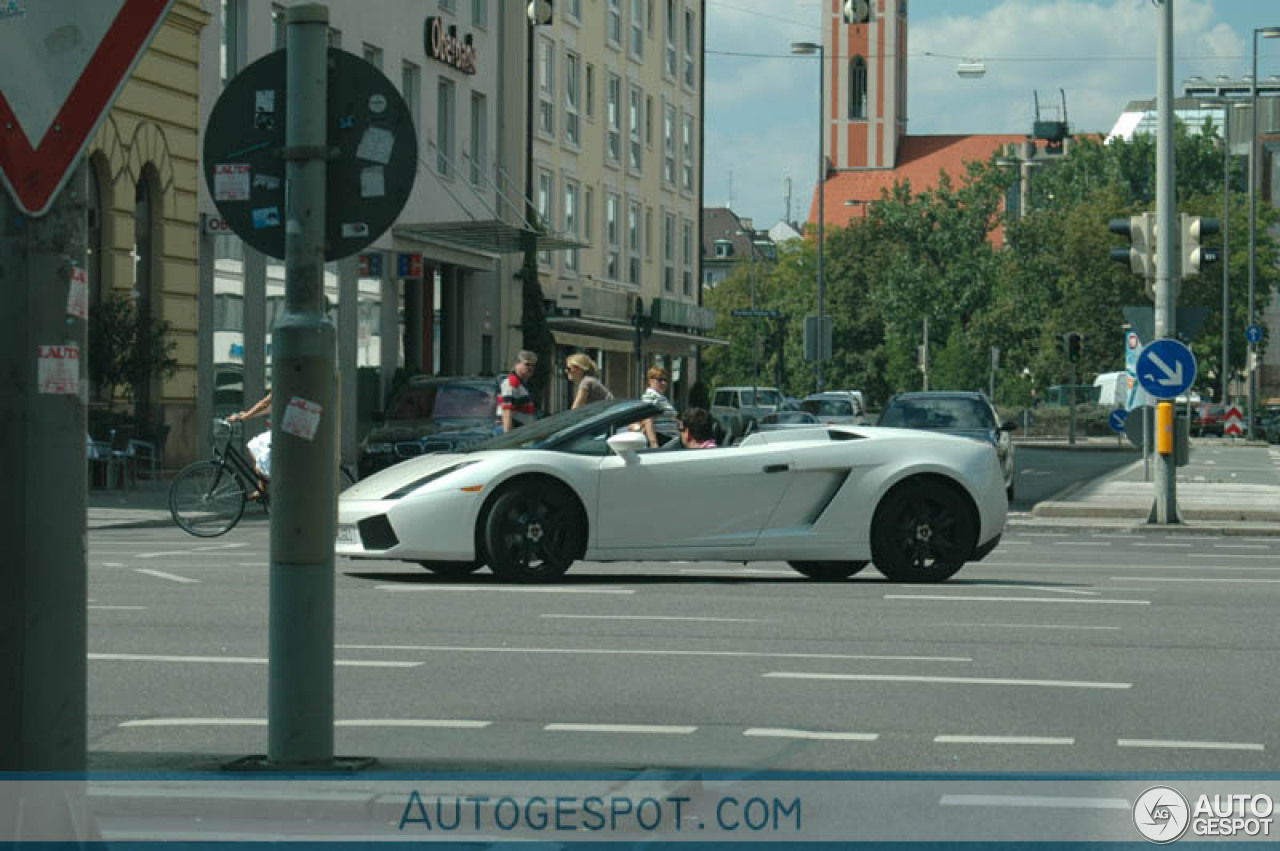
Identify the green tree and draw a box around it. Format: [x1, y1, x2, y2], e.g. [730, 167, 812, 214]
[88, 293, 179, 408]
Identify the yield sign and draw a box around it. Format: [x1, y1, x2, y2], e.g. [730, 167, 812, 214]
[0, 0, 174, 216]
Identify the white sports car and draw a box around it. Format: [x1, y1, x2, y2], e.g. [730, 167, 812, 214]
[336, 399, 1008, 583]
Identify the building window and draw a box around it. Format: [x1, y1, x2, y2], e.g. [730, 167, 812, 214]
[538, 171, 554, 266]
[849, 56, 867, 119]
[439, 0, 455, 11]
[584, 187, 593, 242]
[402, 62, 420, 137]
[714, 239, 732, 258]
[630, 0, 644, 58]
[663, 103, 676, 185]
[628, 85, 643, 171]
[585, 64, 595, 119]
[437, 77, 455, 176]
[684, 7, 696, 88]
[645, 207, 653, 260]
[606, 194, 620, 280]
[221, 0, 246, 86]
[665, 0, 677, 77]
[606, 73, 621, 164]
[681, 219, 693, 296]
[362, 43, 383, 70]
[627, 200, 641, 285]
[645, 95, 653, 146]
[663, 213, 675, 292]
[472, 0, 487, 28]
[564, 181, 579, 271]
[538, 37, 555, 136]
[681, 112, 694, 191]
[565, 51, 581, 146]
[469, 92, 486, 185]
[607, 0, 621, 46]
[566, 0, 581, 21]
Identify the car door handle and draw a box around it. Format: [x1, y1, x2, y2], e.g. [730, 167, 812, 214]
[763, 463, 790, 473]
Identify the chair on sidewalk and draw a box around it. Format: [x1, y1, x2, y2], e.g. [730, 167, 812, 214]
[129, 423, 170, 480]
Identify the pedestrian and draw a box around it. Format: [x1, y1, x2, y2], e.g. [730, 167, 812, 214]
[498, 350, 538, 433]
[228, 391, 272, 499]
[677, 407, 717, 449]
[638, 366, 677, 446]
[566, 353, 613, 409]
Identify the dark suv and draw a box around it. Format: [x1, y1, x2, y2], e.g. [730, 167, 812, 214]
[358, 376, 500, 478]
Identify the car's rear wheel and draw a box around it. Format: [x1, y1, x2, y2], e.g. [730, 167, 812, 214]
[787, 561, 868, 580]
[871, 480, 976, 583]
[416, 560, 483, 578]
[482, 482, 583, 582]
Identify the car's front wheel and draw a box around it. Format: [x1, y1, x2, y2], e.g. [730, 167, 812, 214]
[416, 561, 483, 578]
[871, 480, 976, 583]
[482, 482, 584, 582]
[787, 561, 868, 580]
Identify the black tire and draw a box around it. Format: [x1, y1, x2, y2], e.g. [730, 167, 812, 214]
[787, 561, 868, 580]
[482, 482, 584, 582]
[169, 460, 247, 537]
[871, 480, 976, 583]
[417, 561, 483, 578]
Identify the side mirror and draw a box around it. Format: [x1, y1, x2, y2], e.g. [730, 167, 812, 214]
[607, 430, 649, 461]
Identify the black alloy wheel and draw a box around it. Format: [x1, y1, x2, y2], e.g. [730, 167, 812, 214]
[482, 482, 584, 582]
[871, 480, 976, 582]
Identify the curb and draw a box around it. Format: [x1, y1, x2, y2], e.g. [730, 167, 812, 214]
[1006, 516, 1280, 537]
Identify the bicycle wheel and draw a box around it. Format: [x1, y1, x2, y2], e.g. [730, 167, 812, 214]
[169, 460, 247, 537]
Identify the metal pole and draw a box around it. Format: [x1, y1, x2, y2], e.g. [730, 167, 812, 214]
[750, 231, 758, 403]
[0, 163, 87, 770]
[921, 316, 929, 391]
[1068, 359, 1077, 446]
[815, 44, 826, 394]
[1151, 0, 1178, 524]
[1247, 29, 1260, 440]
[269, 3, 336, 766]
[1221, 106, 1231, 404]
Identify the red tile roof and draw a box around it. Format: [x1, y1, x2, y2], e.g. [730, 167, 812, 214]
[809, 133, 1029, 228]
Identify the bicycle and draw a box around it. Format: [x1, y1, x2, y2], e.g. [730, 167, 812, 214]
[169, 418, 357, 537]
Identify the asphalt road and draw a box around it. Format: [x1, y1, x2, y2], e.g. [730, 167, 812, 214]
[1009, 446, 1135, 512]
[87, 518, 1278, 774]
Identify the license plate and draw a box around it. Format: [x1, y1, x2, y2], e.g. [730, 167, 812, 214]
[336, 525, 359, 545]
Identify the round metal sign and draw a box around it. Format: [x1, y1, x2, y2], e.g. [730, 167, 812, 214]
[202, 48, 417, 261]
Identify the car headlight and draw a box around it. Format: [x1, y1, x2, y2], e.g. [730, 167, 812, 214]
[383, 460, 482, 499]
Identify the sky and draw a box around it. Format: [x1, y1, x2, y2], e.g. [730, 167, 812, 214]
[703, 0, 1280, 230]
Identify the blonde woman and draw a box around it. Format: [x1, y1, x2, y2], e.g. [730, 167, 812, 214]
[565, 353, 613, 409]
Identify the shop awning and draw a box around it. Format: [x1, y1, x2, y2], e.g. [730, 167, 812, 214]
[547, 315, 727, 350]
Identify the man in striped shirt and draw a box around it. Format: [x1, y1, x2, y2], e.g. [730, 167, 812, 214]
[498, 350, 538, 432]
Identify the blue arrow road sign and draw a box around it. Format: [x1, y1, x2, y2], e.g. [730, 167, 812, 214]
[1136, 339, 1196, 400]
[1109, 409, 1129, 433]
[1246, 324, 1264, 345]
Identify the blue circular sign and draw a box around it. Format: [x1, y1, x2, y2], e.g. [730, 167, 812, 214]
[1109, 409, 1129, 433]
[1136, 339, 1197, 400]
[1246, 324, 1265, 345]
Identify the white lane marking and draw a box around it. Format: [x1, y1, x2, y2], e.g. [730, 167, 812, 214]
[540, 614, 767, 623]
[89, 653, 420, 668]
[1007, 587, 1101, 596]
[998, 540, 1030, 545]
[1186, 553, 1278, 560]
[1011, 533, 1068, 538]
[1140, 543, 1193, 548]
[103, 562, 124, 567]
[89, 605, 147, 611]
[743, 728, 878, 742]
[934, 735, 1074, 746]
[119, 718, 490, 729]
[1118, 739, 1264, 752]
[677, 568, 797, 576]
[336, 644, 971, 664]
[377, 585, 636, 595]
[120, 719, 265, 727]
[1211, 544, 1272, 550]
[137, 544, 245, 559]
[885, 595, 1149, 606]
[1109, 576, 1280, 584]
[545, 723, 696, 734]
[1051, 542, 1113, 548]
[764, 672, 1131, 690]
[940, 794, 1128, 810]
[936, 623, 1120, 631]
[133, 568, 199, 584]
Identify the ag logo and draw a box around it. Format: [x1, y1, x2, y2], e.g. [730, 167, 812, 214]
[1134, 786, 1190, 843]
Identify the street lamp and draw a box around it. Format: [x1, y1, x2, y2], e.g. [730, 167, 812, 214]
[791, 39, 826, 392]
[1248, 26, 1280, 437]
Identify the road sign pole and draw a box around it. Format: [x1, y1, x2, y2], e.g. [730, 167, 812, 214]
[0, 163, 88, 770]
[268, 3, 337, 766]
[1151, 0, 1179, 524]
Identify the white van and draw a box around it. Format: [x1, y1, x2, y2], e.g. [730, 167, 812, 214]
[1093, 371, 1131, 408]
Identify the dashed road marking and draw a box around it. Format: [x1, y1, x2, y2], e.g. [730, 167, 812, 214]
[885, 594, 1149, 605]
[540, 614, 767, 623]
[1118, 738, 1264, 752]
[744, 728, 878, 742]
[336, 643, 971, 663]
[764, 672, 1132, 689]
[133, 568, 199, 584]
[934, 735, 1074, 746]
[545, 723, 696, 735]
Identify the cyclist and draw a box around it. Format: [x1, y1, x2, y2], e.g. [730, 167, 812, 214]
[228, 392, 271, 499]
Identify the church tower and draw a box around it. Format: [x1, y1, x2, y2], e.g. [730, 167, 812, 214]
[826, 0, 907, 170]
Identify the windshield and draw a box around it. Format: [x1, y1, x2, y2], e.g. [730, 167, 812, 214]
[468, 399, 656, 452]
[744, 389, 784, 407]
[879, 397, 995, 430]
[388, 382, 497, 421]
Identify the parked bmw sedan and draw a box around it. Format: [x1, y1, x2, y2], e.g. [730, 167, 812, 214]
[877, 391, 1017, 499]
[336, 399, 1008, 583]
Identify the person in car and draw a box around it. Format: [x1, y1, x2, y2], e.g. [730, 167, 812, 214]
[498, 350, 538, 433]
[638, 366, 677, 446]
[566, 353, 613, 409]
[678, 407, 717, 449]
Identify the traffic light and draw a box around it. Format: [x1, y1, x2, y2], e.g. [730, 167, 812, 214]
[1180, 213, 1220, 278]
[1109, 213, 1154, 278]
[527, 0, 553, 25]
[842, 0, 871, 24]
[1063, 332, 1083, 363]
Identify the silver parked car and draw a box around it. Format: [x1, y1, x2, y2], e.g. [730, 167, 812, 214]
[800, 391, 867, 425]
